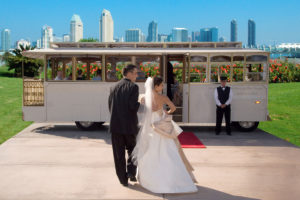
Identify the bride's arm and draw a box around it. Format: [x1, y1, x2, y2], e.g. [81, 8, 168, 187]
[163, 96, 176, 114]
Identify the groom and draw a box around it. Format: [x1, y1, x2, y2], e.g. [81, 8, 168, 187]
[108, 64, 140, 187]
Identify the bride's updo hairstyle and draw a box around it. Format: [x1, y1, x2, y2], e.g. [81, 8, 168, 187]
[153, 76, 163, 88]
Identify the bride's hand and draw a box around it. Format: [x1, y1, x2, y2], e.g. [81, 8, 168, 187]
[141, 97, 145, 104]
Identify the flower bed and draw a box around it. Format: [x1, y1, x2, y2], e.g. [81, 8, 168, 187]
[269, 59, 300, 83]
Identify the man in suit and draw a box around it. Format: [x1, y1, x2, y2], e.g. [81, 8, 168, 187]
[108, 64, 140, 187]
[214, 76, 233, 135]
[167, 61, 175, 101]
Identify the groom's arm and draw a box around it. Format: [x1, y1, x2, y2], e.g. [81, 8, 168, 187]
[129, 85, 140, 112]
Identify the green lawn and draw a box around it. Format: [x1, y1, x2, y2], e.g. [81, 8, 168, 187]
[259, 82, 300, 147]
[0, 66, 32, 144]
[0, 65, 300, 146]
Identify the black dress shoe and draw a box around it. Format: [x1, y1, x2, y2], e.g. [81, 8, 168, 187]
[121, 182, 128, 187]
[129, 177, 137, 182]
[227, 132, 232, 136]
[215, 132, 220, 135]
[127, 174, 137, 182]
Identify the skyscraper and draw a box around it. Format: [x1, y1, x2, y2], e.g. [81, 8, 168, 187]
[231, 19, 237, 42]
[192, 31, 200, 42]
[147, 21, 158, 42]
[200, 27, 218, 42]
[125, 29, 142, 42]
[70, 14, 83, 42]
[99, 9, 114, 42]
[172, 28, 188, 42]
[1, 29, 11, 52]
[200, 28, 210, 42]
[36, 39, 41, 49]
[41, 25, 53, 49]
[248, 19, 256, 48]
[210, 27, 218, 42]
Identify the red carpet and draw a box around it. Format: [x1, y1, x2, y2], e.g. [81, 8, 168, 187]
[178, 132, 206, 148]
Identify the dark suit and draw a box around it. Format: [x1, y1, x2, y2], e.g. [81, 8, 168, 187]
[167, 62, 174, 101]
[108, 78, 140, 185]
[215, 86, 231, 134]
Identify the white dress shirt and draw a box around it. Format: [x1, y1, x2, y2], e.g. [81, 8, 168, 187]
[214, 87, 233, 106]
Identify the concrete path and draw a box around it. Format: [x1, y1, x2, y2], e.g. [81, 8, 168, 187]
[0, 123, 299, 200]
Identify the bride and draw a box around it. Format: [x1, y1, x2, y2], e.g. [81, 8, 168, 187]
[132, 76, 198, 193]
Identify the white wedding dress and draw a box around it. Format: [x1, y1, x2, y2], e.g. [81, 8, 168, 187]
[133, 77, 198, 193]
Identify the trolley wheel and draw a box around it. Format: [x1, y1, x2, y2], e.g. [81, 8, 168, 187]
[75, 121, 98, 131]
[234, 121, 259, 132]
[96, 122, 105, 128]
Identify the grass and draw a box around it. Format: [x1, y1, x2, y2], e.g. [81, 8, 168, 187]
[0, 66, 32, 144]
[259, 82, 300, 147]
[0, 65, 300, 147]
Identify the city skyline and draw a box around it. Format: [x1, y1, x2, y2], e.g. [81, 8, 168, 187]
[0, 0, 299, 46]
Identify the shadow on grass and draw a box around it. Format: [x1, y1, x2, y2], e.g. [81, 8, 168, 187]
[0, 66, 16, 77]
[0, 71, 16, 77]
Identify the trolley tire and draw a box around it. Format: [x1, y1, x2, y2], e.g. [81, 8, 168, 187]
[75, 121, 98, 131]
[96, 122, 105, 128]
[234, 121, 259, 132]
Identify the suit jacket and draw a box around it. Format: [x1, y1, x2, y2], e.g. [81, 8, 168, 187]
[108, 78, 140, 135]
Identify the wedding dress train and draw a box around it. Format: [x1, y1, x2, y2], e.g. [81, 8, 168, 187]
[136, 109, 198, 193]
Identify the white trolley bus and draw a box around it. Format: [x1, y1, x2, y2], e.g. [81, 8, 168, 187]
[22, 42, 269, 131]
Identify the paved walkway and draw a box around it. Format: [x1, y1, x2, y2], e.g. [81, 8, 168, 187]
[0, 123, 299, 200]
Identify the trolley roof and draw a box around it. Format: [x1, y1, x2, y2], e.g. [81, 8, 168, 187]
[22, 42, 268, 59]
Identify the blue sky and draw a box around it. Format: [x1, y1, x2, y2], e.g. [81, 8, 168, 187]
[1, 0, 299, 45]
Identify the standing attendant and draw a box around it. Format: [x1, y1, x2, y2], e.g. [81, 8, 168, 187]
[214, 76, 233, 135]
[108, 64, 140, 187]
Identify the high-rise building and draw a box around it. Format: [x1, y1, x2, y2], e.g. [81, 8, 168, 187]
[172, 28, 188, 42]
[63, 34, 70, 42]
[158, 34, 168, 42]
[16, 39, 30, 49]
[36, 39, 41, 49]
[167, 34, 172, 42]
[200, 27, 218, 42]
[147, 21, 158, 42]
[70, 14, 83, 42]
[210, 27, 218, 42]
[231, 19, 237, 42]
[41, 25, 53, 49]
[99, 9, 114, 42]
[125, 29, 142, 42]
[192, 31, 200, 42]
[1, 29, 11, 52]
[200, 28, 210, 42]
[141, 32, 146, 42]
[248, 19, 256, 48]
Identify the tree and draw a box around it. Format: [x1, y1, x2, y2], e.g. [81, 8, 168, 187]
[3, 44, 43, 77]
[79, 38, 99, 42]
